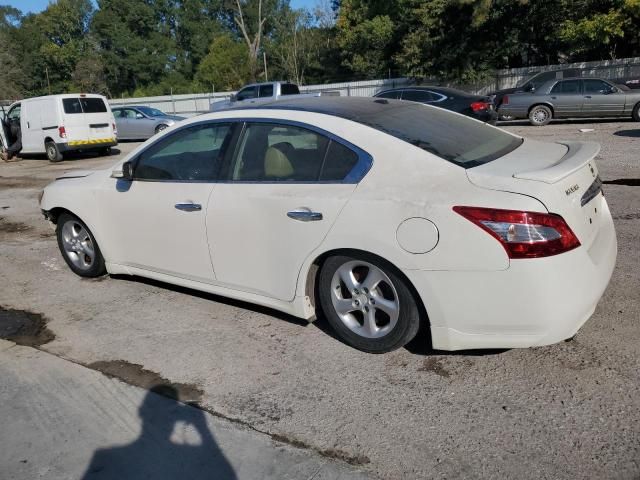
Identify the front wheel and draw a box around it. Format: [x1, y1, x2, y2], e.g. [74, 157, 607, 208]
[155, 124, 168, 134]
[528, 105, 552, 126]
[56, 213, 106, 277]
[632, 103, 640, 122]
[318, 254, 421, 353]
[46, 141, 63, 162]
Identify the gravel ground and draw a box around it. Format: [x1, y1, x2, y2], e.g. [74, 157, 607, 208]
[0, 120, 639, 479]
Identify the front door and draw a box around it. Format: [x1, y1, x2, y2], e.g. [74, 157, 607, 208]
[207, 121, 367, 301]
[582, 79, 626, 117]
[99, 121, 233, 283]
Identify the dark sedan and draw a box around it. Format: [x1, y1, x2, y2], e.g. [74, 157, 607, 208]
[374, 86, 497, 124]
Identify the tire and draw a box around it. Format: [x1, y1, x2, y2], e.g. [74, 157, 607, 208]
[100, 147, 112, 156]
[56, 213, 106, 278]
[155, 124, 168, 134]
[632, 103, 640, 122]
[318, 254, 421, 353]
[46, 141, 63, 162]
[528, 105, 552, 126]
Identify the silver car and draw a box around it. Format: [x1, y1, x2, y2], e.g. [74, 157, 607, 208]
[499, 77, 640, 126]
[112, 106, 185, 140]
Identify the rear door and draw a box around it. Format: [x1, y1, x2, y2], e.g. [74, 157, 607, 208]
[582, 79, 626, 117]
[206, 120, 369, 301]
[61, 97, 90, 145]
[80, 96, 114, 143]
[549, 80, 584, 117]
[21, 101, 43, 152]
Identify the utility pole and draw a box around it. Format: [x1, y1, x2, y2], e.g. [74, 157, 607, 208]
[45, 67, 51, 95]
[263, 52, 268, 82]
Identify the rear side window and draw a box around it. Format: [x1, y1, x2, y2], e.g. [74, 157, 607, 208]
[551, 80, 581, 94]
[320, 141, 359, 181]
[80, 98, 107, 113]
[375, 90, 401, 99]
[63, 98, 83, 114]
[356, 102, 522, 168]
[281, 84, 300, 95]
[259, 84, 274, 97]
[236, 87, 257, 101]
[401, 90, 437, 103]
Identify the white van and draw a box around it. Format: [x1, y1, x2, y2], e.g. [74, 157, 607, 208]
[1, 94, 117, 162]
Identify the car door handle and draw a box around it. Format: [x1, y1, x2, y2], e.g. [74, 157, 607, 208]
[585, 95, 592, 99]
[175, 203, 202, 212]
[287, 208, 323, 222]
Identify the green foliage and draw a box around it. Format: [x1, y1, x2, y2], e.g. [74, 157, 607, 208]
[1, 0, 640, 99]
[195, 35, 251, 91]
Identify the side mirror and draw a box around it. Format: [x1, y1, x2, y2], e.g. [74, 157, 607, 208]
[136, 113, 144, 119]
[230, 94, 237, 102]
[111, 161, 134, 180]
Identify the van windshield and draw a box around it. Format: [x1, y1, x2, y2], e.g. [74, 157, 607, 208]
[63, 97, 107, 114]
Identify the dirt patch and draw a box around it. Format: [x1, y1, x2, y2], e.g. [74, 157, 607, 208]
[0, 306, 55, 347]
[603, 178, 640, 186]
[612, 212, 640, 220]
[88, 360, 203, 403]
[417, 357, 451, 378]
[270, 433, 371, 466]
[0, 176, 45, 190]
[0, 216, 32, 234]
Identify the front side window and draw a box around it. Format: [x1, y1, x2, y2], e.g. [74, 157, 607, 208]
[550, 80, 582, 94]
[134, 123, 232, 181]
[7, 105, 21, 121]
[236, 87, 257, 101]
[112, 109, 123, 118]
[584, 79, 613, 94]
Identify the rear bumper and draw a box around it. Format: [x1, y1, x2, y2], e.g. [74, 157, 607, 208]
[406, 199, 617, 350]
[57, 138, 117, 152]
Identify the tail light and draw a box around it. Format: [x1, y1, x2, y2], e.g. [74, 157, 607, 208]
[470, 101, 489, 112]
[112, 123, 117, 135]
[58, 126, 67, 138]
[453, 206, 580, 259]
[502, 95, 509, 105]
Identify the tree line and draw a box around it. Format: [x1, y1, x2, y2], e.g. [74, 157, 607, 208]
[1, 0, 639, 100]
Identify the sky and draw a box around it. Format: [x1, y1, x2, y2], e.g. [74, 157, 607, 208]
[4, 0, 317, 14]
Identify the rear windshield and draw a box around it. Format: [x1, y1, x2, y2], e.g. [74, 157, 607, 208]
[360, 101, 522, 168]
[62, 97, 107, 114]
[281, 84, 300, 95]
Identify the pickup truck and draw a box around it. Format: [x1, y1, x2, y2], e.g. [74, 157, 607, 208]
[210, 81, 321, 111]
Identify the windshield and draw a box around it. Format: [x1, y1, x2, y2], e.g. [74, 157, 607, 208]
[357, 101, 522, 168]
[137, 106, 167, 117]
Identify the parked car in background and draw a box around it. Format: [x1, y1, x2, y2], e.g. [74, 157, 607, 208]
[40, 97, 615, 354]
[374, 86, 498, 123]
[112, 106, 185, 140]
[2, 94, 117, 162]
[210, 81, 323, 111]
[499, 77, 640, 126]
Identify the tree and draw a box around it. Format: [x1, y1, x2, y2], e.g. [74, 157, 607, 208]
[195, 34, 250, 90]
[0, 6, 27, 99]
[232, 0, 267, 82]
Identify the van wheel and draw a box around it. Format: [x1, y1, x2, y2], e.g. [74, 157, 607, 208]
[46, 141, 63, 162]
[100, 147, 112, 156]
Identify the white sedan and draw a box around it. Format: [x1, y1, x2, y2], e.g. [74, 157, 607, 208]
[40, 97, 617, 353]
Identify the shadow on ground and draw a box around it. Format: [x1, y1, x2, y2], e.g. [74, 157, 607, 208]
[613, 129, 640, 138]
[81, 385, 237, 480]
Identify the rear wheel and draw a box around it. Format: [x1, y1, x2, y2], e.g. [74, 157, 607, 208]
[529, 105, 552, 126]
[46, 141, 63, 162]
[318, 254, 421, 353]
[632, 103, 640, 122]
[100, 147, 112, 156]
[56, 213, 106, 278]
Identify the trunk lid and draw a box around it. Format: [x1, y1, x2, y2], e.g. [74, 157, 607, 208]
[467, 139, 605, 249]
